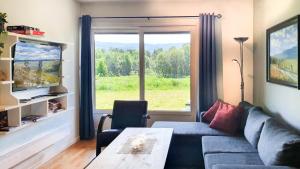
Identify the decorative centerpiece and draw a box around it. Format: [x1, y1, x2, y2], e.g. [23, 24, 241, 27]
[130, 134, 146, 153]
[0, 12, 8, 57]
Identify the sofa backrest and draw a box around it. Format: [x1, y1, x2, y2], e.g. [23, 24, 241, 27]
[238, 101, 255, 131]
[258, 118, 300, 168]
[244, 107, 272, 148]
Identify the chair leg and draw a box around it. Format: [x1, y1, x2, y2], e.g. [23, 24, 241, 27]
[96, 139, 101, 156]
[96, 147, 101, 156]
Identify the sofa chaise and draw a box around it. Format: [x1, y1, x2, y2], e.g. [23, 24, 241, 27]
[152, 102, 300, 169]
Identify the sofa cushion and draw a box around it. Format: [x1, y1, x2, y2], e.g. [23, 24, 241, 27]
[203, 100, 222, 123]
[244, 107, 271, 148]
[202, 136, 257, 156]
[204, 153, 263, 169]
[209, 103, 242, 134]
[152, 121, 228, 168]
[212, 164, 295, 169]
[152, 121, 228, 136]
[258, 119, 300, 168]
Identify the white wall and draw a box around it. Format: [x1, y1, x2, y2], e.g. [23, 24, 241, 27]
[81, 0, 254, 123]
[0, 0, 80, 168]
[253, 0, 300, 131]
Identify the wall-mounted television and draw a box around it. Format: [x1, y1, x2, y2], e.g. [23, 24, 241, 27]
[12, 41, 62, 92]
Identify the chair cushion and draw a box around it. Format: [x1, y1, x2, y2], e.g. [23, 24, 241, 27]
[209, 103, 242, 134]
[202, 136, 257, 156]
[152, 121, 228, 136]
[203, 100, 222, 123]
[258, 119, 300, 168]
[204, 153, 263, 169]
[97, 129, 122, 147]
[244, 107, 271, 148]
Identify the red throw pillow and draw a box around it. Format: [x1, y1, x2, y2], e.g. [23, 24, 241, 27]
[202, 100, 222, 123]
[209, 103, 242, 134]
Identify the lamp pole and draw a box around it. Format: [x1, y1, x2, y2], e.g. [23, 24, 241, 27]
[233, 37, 248, 102]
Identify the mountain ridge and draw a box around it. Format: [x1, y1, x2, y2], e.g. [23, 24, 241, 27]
[95, 42, 187, 52]
[272, 46, 298, 59]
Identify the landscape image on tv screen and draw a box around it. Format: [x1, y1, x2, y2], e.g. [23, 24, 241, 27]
[41, 60, 61, 85]
[12, 41, 61, 91]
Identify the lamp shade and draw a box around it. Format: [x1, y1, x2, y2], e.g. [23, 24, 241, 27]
[234, 37, 249, 43]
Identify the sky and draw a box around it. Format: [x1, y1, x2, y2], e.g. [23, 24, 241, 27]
[15, 42, 61, 60]
[270, 23, 298, 56]
[94, 33, 191, 44]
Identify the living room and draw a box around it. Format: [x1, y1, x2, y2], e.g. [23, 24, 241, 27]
[0, 0, 299, 169]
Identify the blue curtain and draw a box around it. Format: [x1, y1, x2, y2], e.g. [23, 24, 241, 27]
[80, 15, 95, 139]
[197, 14, 218, 121]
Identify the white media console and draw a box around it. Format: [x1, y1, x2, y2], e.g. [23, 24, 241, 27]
[0, 32, 70, 134]
[0, 32, 75, 168]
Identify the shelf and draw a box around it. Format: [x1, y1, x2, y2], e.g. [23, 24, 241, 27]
[19, 93, 68, 107]
[7, 32, 68, 46]
[0, 105, 18, 111]
[0, 93, 69, 111]
[0, 109, 68, 135]
[48, 108, 67, 114]
[0, 57, 13, 61]
[0, 81, 14, 85]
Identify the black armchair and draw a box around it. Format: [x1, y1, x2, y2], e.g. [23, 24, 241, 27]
[96, 100, 149, 156]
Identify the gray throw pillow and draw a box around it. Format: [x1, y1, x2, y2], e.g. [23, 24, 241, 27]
[244, 107, 271, 148]
[258, 119, 300, 168]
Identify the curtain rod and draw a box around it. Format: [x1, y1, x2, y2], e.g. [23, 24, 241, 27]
[83, 14, 222, 19]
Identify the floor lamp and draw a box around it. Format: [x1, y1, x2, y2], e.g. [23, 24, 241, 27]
[232, 37, 248, 102]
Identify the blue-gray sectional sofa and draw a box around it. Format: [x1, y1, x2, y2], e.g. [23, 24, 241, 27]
[152, 102, 300, 169]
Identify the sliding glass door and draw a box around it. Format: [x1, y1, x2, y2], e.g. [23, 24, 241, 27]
[93, 28, 194, 114]
[144, 33, 191, 111]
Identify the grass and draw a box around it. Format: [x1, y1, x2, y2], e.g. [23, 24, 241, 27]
[95, 75, 190, 110]
[270, 58, 298, 84]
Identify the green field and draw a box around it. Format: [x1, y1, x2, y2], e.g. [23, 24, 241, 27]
[270, 58, 298, 84]
[95, 75, 190, 110]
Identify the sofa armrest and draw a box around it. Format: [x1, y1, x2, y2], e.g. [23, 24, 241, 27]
[143, 114, 150, 119]
[212, 165, 295, 169]
[197, 111, 206, 122]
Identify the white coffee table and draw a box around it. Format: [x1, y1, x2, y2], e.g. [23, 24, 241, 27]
[86, 128, 173, 169]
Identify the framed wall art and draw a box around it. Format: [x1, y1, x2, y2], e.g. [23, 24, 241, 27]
[267, 15, 299, 89]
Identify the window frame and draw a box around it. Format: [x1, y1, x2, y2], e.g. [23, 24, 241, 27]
[91, 26, 198, 117]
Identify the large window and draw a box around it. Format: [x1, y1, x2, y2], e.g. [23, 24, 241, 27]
[94, 32, 191, 111]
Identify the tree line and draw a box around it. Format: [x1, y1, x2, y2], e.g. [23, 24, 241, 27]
[96, 44, 190, 78]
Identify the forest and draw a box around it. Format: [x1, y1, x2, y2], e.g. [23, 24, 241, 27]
[95, 44, 190, 78]
[95, 44, 191, 110]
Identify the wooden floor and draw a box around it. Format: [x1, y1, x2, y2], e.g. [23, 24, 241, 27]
[39, 139, 96, 169]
